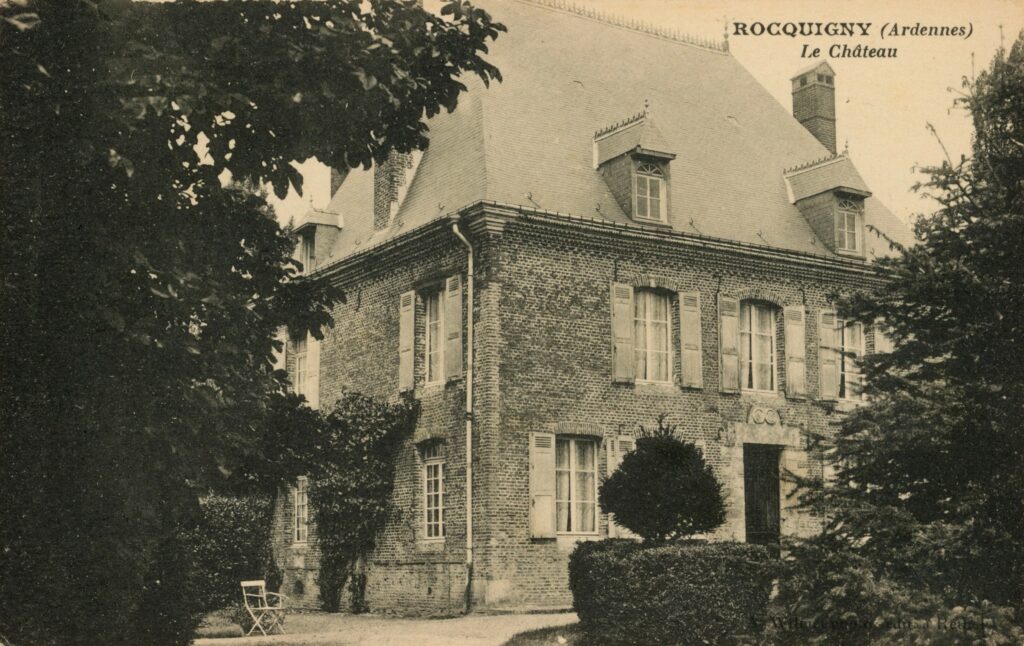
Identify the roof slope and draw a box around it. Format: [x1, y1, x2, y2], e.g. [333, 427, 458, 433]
[315, 0, 913, 264]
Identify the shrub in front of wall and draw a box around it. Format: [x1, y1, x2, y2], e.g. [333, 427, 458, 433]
[599, 415, 727, 544]
[569, 539, 776, 645]
[184, 494, 275, 612]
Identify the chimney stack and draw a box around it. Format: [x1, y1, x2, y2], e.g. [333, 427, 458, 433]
[791, 62, 836, 154]
[372, 150, 414, 230]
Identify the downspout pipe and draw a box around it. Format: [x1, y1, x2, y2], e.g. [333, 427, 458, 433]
[451, 222, 475, 613]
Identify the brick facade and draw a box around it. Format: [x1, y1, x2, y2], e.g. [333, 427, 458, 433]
[271, 204, 884, 614]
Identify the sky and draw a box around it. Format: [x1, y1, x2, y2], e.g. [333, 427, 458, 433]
[270, 0, 1024, 225]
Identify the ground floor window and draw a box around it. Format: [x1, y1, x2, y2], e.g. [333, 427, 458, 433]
[556, 437, 597, 533]
[422, 443, 445, 539]
[294, 476, 308, 544]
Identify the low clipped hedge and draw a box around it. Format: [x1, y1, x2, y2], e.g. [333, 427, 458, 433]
[569, 539, 776, 645]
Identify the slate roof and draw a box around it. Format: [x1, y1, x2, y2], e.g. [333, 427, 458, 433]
[785, 153, 872, 203]
[308, 0, 913, 266]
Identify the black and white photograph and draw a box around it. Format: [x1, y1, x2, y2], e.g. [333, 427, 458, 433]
[2, 0, 1023, 644]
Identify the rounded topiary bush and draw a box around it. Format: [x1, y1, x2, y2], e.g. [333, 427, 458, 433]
[599, 416, 726, 543]
[569, 540, 776, 645]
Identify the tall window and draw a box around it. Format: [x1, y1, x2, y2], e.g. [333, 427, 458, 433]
[837, 318, 864, 399]
[835, 199, 862, 252]
[299, 234, 315, 274]
[634, 290, 671, 382]
[294, 336, 308, 396]
[634, 162, 665, 222]
[422, 444, 445, 539]
[555, 437, 597, 534]
[294, 477, 308, 543]
[424, 291, 444, 384]
[740, 303, 776, 392]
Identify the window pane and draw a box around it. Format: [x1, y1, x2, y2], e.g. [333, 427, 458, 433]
[652, 293, 668, 321]
[556, 470, 570, 503]
[428, 345, 441, 382]
[636, 196, 648, 218]
[740, 331, 752, 388]
[649, 178, 660, 200]
[577, 503, 595, 532]
[576, 472, 594, 509]
[635, 347, 647, 380]
[756, 362, 773, 391]
[576, 441, 594, 472]
[651, 322, 669, 352]
[557, 503, 570, 532]
[556, 439, 570, 469]
[847, 323, 862, 350]
[755, 333, 772, 365]
[755, 306, 773, 334]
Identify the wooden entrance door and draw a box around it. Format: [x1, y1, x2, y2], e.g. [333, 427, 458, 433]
[743, 444, 781, 545]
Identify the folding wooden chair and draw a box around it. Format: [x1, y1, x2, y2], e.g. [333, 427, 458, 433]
[241, 579, 287, 636]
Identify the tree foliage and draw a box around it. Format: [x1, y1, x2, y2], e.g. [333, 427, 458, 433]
[0, 1, 503, 643]
[599, 416, 726, 543]
[771, 35, 1024, 645]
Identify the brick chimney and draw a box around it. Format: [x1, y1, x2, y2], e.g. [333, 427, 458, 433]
[372, 150, 414, 230]
[791, 62, 836, 154]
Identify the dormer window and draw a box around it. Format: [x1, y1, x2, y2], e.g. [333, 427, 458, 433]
[634, 162, 666, 222]
[593, 109, 676, 225]
[835, 198, 863, 253]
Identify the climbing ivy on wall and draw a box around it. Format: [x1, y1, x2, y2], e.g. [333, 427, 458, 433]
[305, 392, 419, 612]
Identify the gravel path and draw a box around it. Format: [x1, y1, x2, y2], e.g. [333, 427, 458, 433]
[193, 611, 578, 646]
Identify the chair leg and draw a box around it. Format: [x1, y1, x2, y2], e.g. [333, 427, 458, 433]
[248, 609, 269, 636]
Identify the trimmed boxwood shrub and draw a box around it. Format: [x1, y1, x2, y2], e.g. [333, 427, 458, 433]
[569, 539, 776, 645]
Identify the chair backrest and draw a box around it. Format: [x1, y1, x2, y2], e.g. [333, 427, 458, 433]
[241, 580, 268, 610]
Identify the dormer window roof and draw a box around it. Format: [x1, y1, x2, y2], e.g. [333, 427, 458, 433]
[593, 110, 676, 168]
[594, 107, 676, 225]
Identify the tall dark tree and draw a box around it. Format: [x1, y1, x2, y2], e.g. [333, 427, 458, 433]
[0, 1, 503, 644]
[771, 35, 1024, 644]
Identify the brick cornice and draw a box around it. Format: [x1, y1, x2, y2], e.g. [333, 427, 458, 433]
[314, 200, 892, 289]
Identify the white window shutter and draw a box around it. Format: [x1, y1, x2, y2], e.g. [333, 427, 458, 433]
[398, 290, 415, 392]
[444, 275, 463, 380]
[605, 438, 618, 538]
[679, 292, 703, 388]
[272, 327, 287, 372]
[307, 333, 320, 410]
[610, 283, 635, 383]
[783, 306, 807, 398]
[873, 319, 895, 354]
[606, 436, 637, 539]
[719, 295, 740, 392]
[819, 310, 839, 400]
[529, 432, 557, 538]
[849, 322, 865, 399]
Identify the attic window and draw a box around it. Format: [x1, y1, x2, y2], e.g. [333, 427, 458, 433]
[835, 198, 863, 253]
[800, 76, 808, 87]
[634, 162, 666, 223]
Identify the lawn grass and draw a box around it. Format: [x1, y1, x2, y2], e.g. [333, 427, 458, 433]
[503, 623, 592, 646]
[195, 607, 244, 639]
